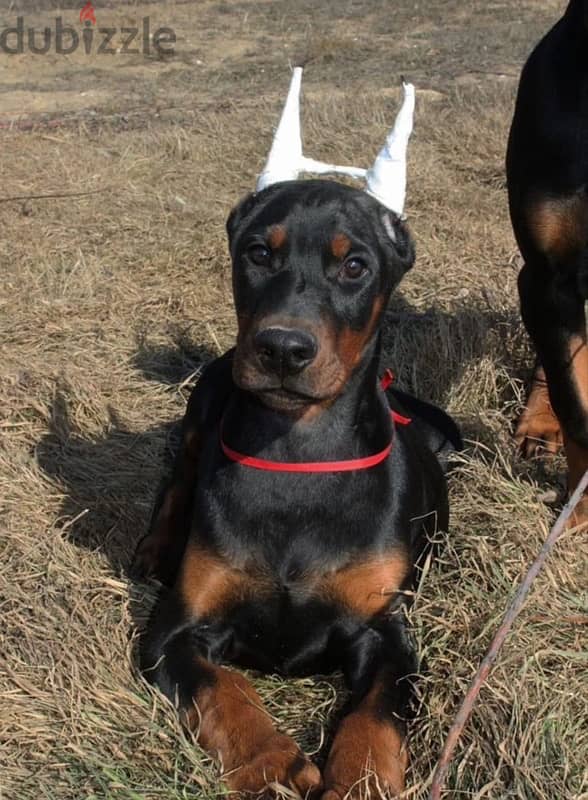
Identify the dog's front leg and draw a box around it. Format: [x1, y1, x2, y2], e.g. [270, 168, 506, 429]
[131, 411, 200, 585]
[141, 543, 322, 798]
[321, 618, 416, 799]
[146, 626, 322, 795]
[185, 661, 322, 798]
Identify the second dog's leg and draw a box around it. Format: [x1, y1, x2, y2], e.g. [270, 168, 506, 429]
[519, 261, 588, 523]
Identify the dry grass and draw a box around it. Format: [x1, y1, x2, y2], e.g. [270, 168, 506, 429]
[1, 1, 586, 798]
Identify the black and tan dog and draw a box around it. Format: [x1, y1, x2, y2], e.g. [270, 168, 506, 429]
[507, 0, 588, 521]
[133, 179, 461, 798]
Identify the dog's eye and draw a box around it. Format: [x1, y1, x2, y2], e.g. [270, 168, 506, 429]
[339, 257, 368, 281]
[247, 244, 271, 267]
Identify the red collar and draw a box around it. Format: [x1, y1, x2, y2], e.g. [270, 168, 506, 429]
[220, 369, 411, 473]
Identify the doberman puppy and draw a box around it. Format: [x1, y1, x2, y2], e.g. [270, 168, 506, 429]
[133, 179, 461, 798]
[507, 0, 588, 521]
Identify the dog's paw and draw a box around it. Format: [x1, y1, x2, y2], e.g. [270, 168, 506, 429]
[515, 413, 563, 457]
[226, 734, 322, 798]
[320, 775, 403, 800]
[515, 379, 562, 458]
[321, 713, 407, 800]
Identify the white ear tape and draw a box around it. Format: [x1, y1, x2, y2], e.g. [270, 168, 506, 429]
[256, 69, 415, 217]
[256, 67, 304, 191]
[365, 82, 415, 217]
[382, 213, 397, 242]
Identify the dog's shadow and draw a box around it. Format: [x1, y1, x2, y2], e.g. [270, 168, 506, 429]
[36, 339, 217, 633]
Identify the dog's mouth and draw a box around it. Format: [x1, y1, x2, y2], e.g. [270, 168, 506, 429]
[257, 386, 323, 411]
[232, 346, 347, 413]
[233, 363, 330, 410]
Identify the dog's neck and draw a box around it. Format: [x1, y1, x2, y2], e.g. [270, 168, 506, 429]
[223, 339, 392, 463]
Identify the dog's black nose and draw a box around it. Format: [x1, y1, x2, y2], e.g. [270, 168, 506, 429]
[254, 328, 318, 375]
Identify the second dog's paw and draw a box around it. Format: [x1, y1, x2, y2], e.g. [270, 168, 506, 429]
[515, 380, 562, 458]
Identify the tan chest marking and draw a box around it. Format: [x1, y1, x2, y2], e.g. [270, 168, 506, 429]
[178, 544, 270, 618]
[320, 551, 410, 618]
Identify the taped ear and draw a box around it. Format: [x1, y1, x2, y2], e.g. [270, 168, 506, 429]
[256, 68, 415, 218]
[380, 212, 415, 277]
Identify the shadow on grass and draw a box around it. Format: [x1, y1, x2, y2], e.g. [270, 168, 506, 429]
[36, 340, 216, 579]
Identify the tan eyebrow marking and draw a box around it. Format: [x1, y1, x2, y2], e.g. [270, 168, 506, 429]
[331, 233, 352, 259]
[267, 224, 287, 250]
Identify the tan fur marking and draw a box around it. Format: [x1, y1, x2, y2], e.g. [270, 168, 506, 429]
[183, 664, 322, 795]
[321, 551, 409, 618]
[322, 675, 408, 798]
[527, 195, 588, 262]
[183, 666, 275, 760]
[178, 544, 268, 618]
[331, 233, 352, 260]
[336, 295, 386, 372]
[515, 365, 562, 456]
[267, 224, 287, 250]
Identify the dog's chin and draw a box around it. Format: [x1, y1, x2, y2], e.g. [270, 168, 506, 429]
[235, 375, 326, 412]
[256, 388, 318, 413]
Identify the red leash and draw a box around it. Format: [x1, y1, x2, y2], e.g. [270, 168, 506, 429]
[221, 369, 411, 473]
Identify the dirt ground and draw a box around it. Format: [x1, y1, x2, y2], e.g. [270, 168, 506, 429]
[1, 0, 586, 798]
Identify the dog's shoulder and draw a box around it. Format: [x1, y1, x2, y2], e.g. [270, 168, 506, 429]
[387, 387, 462, 473]
[184, 348, 235, 429]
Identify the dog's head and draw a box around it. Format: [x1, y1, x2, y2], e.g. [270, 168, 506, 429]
[227, 179, 415, 412]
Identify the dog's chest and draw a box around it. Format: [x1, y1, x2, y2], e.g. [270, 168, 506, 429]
[185, 433, 412, 674]
[186, 481, 411, 675]
[224, 597, 338, 675]
[194, 452, 396, 570]
[213, 567, 375, 676]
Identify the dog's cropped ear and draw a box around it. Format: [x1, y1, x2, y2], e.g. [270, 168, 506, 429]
[226, 192, 259, 250]
[379, 211, 416, 279]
